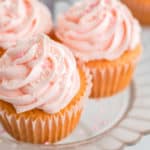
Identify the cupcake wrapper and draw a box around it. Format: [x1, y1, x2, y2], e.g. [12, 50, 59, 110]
[81, 65, 92, 99]
[0, 67, 92, 144]
[0, 104, 82, 143]
[89, 60, 137, 98]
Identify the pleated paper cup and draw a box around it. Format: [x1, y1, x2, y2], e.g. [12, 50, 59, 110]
[0, 68, 92, 144]
[85, 44, 142, 98]
[122, 0, 150, 25]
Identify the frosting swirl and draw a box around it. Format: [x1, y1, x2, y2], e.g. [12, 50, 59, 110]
[56, 0, 141, 61]
[0, 0, 52, 49]
[0, 34, 80, 114]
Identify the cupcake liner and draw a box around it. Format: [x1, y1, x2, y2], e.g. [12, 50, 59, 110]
[122, 0, 150, 25]
[0, 68, 92, 144]
[0, 105, 82, 143]
[84, 44, 142, 98]
[81, 65, 92, 100]
[89, 60, 136, 98]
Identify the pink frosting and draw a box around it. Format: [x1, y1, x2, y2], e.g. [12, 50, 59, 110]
[0, 0, 52, 49]
[0, 34, 80, 114]
[56, 0, 141, 61]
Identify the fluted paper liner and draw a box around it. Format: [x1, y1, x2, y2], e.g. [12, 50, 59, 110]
[0, 68, 92, 144]
[89, 62, 135, 98]
[122, 0, 150, 25]
[85, 45, 142, 98]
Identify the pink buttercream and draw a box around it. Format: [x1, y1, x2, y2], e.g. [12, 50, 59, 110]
[0, 0, 52, 49]
[0, 34, 80, 114]
[56, 0, 141, 61]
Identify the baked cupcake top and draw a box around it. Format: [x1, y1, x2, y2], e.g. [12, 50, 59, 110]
[56, 0, 141, 61]
[0, 34, 80, 114]
[0, 0, 52, 49]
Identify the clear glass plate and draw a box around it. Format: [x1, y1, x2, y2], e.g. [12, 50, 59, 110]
[0, 1, 150, 150]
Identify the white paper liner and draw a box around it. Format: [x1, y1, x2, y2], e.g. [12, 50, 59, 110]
[88, 61, 137, 98]
[0, 67, 92, 144]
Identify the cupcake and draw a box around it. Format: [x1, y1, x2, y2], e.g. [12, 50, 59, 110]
[0, 0, 52, 53]
[0, 34, 91, 143]
[122, 0, 150, 25]
[55, 0, 142, 98]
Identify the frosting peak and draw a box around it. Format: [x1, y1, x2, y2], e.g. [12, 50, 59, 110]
[0, 0, 52, 49]
[0, 34, 80, 114]
[56, 0, 141, 61]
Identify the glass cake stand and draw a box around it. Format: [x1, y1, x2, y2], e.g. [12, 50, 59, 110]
[0, 1, 150, 150]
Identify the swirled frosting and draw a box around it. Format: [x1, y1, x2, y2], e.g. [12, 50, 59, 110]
[56, 0, 141, 61]
[0, 34, 80, 114]
[0, 0, 52, 49]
